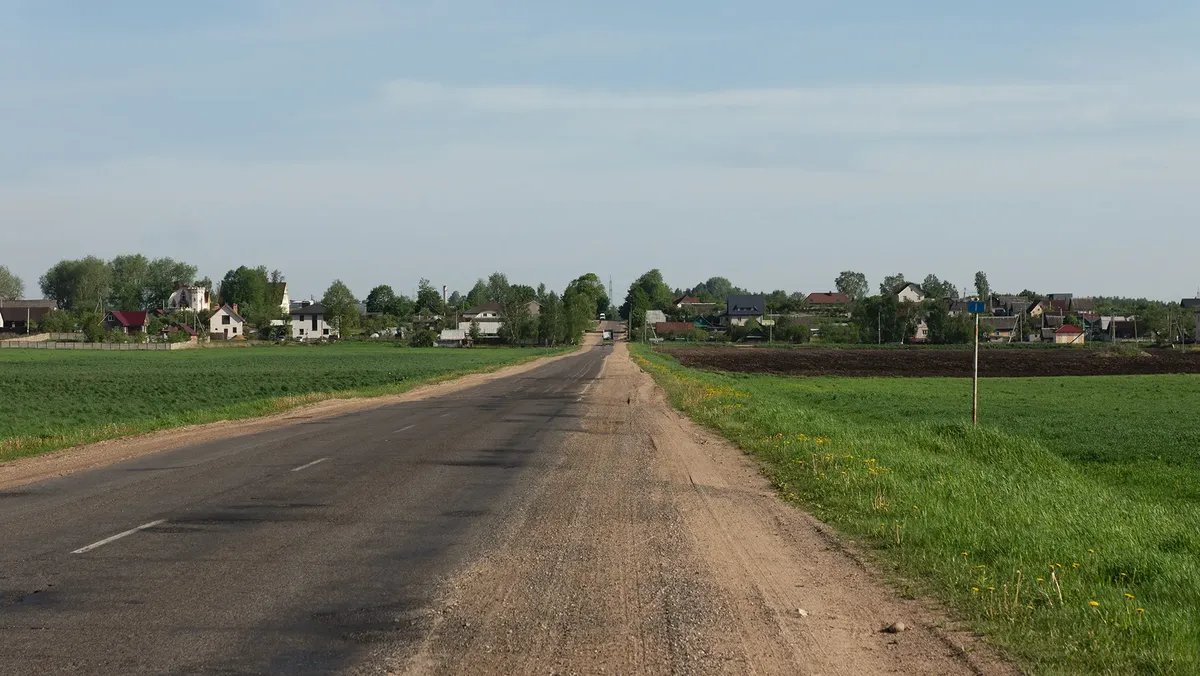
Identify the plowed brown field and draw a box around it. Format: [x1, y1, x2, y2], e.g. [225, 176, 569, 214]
[660, 346, 1200, 377]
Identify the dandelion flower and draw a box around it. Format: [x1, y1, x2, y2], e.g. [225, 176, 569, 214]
[961, 552, 969, 558]
[1135, 608, 1145, 614]
[1072, 562, 1080, 568]
[971, 587, 980, 593]
[1088, 600, 1100, 607]
[1088, 549, 1095, 553]
[1124, 594, 1135, 600]
[1026, 605, 1034, 610]
[987, 586, 995, 591]
[1036, 578, 1044, 583]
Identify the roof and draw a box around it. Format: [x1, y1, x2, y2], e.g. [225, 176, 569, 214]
[109, 311, 148, 327]
[439, 329, 466, 341]
[1181, 298, 1200, 309]
[654, 322, 695, 335]
[464, 301, 504, 315]
[209, 304, 245, 323]
[726, 294, 765, 316]
[1048, 299, 1070, 313]
[894, 282, 924, 296]
[674, 296, 702, 305]
[1071, 298, 1096, 312]
[805, 292, 851, 305]
[981, 316, 1019, 330]
[289, 303, 327, 316]
[169, 323, 198, 336]
[1056, 324, 1083, 334]
[0, 299, 57, 309]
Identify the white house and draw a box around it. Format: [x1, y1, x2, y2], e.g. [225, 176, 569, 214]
[896, 283, 926, 304]
[209, 304, 245, 339]
[167, 284, 211, 314]
[461, 301, 504, 337]
[269, 282, 290, 313]
[290, 301, 337, 340]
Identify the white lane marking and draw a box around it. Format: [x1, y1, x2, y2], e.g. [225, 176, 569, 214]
[291, 457, 329, 472]
[394, 424, 415, 433]
[72, 520, 166, 554]
[439, 412, 450, 418]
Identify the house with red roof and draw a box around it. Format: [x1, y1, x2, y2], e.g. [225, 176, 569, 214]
[804, 292, 851, 307]
[104, 311, 149, 335]
[1054, 324, 1085, 345]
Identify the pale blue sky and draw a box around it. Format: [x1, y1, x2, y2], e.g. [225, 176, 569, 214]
[3, 1, 1199, 301]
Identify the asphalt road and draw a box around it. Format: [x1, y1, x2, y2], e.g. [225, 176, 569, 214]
[0, 345, 610, 674]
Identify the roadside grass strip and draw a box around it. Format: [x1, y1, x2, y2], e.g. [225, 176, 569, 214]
[632, 345, 1200, 675]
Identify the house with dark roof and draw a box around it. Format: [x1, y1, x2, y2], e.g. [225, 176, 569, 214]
[981, 316, 1020, 342]
[0, 299, 58, 332]
[1070, 297, 1096, 313]
[1181, 298, 1200, 310]
[725, 295, 765, 327]
[208, 304, 245, 339]
[105, 311, 149, 335]
[894, 283, 925, 304]
[289, 301, 336, 340]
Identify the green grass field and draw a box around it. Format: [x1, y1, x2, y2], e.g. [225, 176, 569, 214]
[1, 344, 562, 461]
[632, 345, 1200, 675]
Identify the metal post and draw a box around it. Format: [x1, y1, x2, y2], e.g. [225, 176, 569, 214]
[972, 313, 980, 425]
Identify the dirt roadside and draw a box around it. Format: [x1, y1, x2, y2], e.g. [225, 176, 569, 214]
[387, 341, 1016, 675]
[0, 346, 587, 491]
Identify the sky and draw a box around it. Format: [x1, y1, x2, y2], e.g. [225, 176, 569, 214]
[3, 1, 1199, 302]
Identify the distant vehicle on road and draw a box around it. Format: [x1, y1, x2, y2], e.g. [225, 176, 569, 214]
[599, 313, 606, 320]
[602, 330, 613, 343]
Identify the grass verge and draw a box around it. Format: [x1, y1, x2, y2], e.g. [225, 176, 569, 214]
[631, 344, 1200, 675]
[2, 345, 568, 462]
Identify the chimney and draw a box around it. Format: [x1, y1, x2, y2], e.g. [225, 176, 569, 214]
[232, 303, 238, 315]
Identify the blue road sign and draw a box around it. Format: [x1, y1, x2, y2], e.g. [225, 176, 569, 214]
[968, 301, 985, 314]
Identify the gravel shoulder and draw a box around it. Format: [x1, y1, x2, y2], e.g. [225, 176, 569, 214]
[0, 347, 583, 491]
[388, 342, 1016, 675]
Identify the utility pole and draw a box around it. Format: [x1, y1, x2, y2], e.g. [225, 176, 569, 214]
[973, 312, 980, 425]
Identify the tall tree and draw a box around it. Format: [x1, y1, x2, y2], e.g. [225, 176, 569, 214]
[39, 256, 111, 311]
[146, 257, 198, 309]
[0, 265, 24, 301]
[974, 271, 990, 301]
[217, 266, 270, 311]
[415, 278, 442, 316]
[879, 273, 906, 296]
[448, 290, 463, 309]
[852, 294, 918, 344]
[486, 272, 510, 303]
[567, 273, 610, 317]
[365, 285, 398, 314]
[465, 279, 489, 309]
[620, 269, 673, 320]
[921, 274, 956, 300]
[537, 291, 563, 346]
[322, 279, 359, 334]
[834, 271, 869, 301]
[108, 254, 151, 311]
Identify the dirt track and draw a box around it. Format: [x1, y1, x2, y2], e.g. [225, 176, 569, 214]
[389, 343, 1013, 675]
[663, 345, 1200, 378]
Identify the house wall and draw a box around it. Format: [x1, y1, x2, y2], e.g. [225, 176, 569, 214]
[290, 313, 336, 339]
[208, 309, 244, 338]
[897, 287, 924, 304]
[1195, 315, 1200, 342]
[1055, 333, 1085, 345]
[168, 286, 210, 313]
[459, 320, 502, 336]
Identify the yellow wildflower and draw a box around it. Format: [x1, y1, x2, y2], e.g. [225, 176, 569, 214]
[1124, 594, 1135, 600]
[1088, 600, 1099, 607]
[1135, 608, 1145, 614]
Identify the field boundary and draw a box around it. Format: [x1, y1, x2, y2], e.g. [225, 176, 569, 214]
[0, 344, 587, 489]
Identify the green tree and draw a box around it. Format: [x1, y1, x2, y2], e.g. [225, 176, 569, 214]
[0, 264, 24, 301]
[537, 292, 562, 346]
[365, 285, 398, 314]
[39, 256, 111, 311]
[834, 271, 869, 301]
[853, 295, 918, 344]
[415, 278, 442, 316]
[409, 329, 436, 347]
[921, 274, 955, 300]
[322, 279, 360, 334]
[486, 272, 510, 303]
[468, 320, 482, 343]
[218, 266, 270, 311]
[974, 271, 990, 301]
[620, 269, 673, 320]
[566, 273, 610, 318]
[108, 254, 151, 310]
[925, 300, 972, 344]
[465, 279, 489, 309]
[146, 257, 198, 309]
[879, 273, 906, 296]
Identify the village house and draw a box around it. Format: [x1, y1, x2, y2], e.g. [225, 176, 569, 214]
[0, 299, 58, 332]
[725, 294, 766, 327]
[654, 321, 696, 339]
[457, 300, 542, 339]
[981, 316, 1020, 342]
[290, 301, 337, 340]
[804, 292, 852, 316]
[166, 284, 211, 314]
[895, 283, 926, 304]
[208, 304, 245, 339]
[104, 311, 149, 335]
[673, 296, 718, 316]
[1055, 324, 1085, 345]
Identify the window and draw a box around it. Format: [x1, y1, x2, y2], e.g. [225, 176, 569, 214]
[232, 326, 238, 334]
[323, 328, 329, 335]
[312, 316, 318, 331]
[222, 315, 230, 325]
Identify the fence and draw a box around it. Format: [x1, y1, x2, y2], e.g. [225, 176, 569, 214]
[0, 340, 196, 351]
